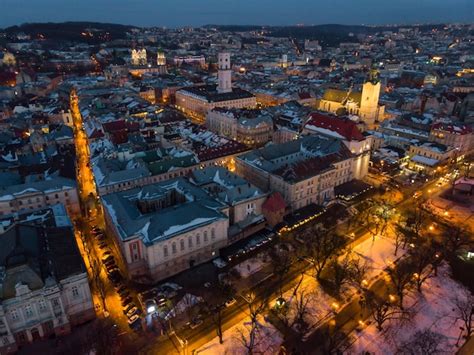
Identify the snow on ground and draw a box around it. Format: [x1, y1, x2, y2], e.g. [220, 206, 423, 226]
[276, 273, 337, 335]
[352, 234, 404, 280]
[233, 254, 267, 278]
[346, 263, 470, 355]
[196, 315, 282, 355]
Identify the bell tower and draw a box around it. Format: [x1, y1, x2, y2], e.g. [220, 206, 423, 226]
[217, 52, 232, 93]
[360, 66, 381, 125]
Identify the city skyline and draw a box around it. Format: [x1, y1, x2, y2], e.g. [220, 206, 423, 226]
[1, 0, 473, 28]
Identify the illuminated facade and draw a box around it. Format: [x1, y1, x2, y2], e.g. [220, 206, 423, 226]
[131, 48, 147, 66]
[319, 68, 385, 127]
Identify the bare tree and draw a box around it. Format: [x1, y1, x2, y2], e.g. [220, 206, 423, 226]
[301, 225, 346, 280]
[453, 290, 474, 343]
[207, 281, 236, 344]
[387, 260, 415, 309]
[361, 290, 410, 332]
[325, 252, 367, 295]
[408, 241, 442, 293]
[396, 328, 446, 355]
[268, 242, 295, 299]
[443, 225, 472, 257]
[362, 199, 393, 242]
[238, 290, 270, 354]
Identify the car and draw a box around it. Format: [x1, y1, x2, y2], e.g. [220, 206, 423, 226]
[189, 318, 203, 329]
[102, 250, 112, 257]
[123, 303, 136, 314]
[106, 263, 117, 272]
[225, 298, 237, 307]
[104, 257, 115, 265]
[102, 255, 114, 263]
[413, 191, 422, 199]
[98, 243, 108, 250]
[127, 314, 140, 326]
[126, 306, 139, 318]
[204, 282, 211, 288]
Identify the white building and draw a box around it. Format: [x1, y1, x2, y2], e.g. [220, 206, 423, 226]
[0, 177, 80, 218]
[0, 205, 94, 353]
[235, 135, 357, 211]
[102, 178, 230, 283]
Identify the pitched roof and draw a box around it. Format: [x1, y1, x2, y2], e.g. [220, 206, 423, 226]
[322, 88, 361, 105]
[262, 192, 286, 212]
[306, 112, 365, 141]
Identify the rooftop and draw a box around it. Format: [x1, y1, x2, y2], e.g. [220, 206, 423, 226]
[178, 85, 255, 103]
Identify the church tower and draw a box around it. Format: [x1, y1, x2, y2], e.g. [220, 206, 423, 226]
[217, 52, 232, 93]
[131, 48, 147, 66]
[157, 50, 166, 66]
[359, 66, 381, 125]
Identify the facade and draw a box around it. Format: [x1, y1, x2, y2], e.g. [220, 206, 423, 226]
[303, 112, 371, 180]
[430, 122, 474, 156]
[0, 205, 94, 353]
[319, 68, 385, 127]
[176, 53, 256, 121]
[0, 177, 80, 217]
[102, 178, 230, 283]
[206, 108, 273, 147]
[189, 167, 267, 242]
[131, 48, 147, 66]
[235, 135, 356, 211]
[408, 141, 456, 172]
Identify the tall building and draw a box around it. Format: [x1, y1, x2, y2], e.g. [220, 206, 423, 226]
[156, 50, 166, 66]
[217, 52, 232, 93]
[319, 67, 385, 128]
[175, 52, 256, 122]
[131, 48, 147, 66]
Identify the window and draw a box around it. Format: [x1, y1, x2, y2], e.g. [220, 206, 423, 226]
[39, 299, 47, 311]
[204, 231, 208, 243]
[211, 228, 215, 240]
[196, 234, 201, 246]
[10, 309, 18, 321]
[172, 242, 177, 254]
[52, 298, 60, 308]
[180, 239, 185, 251]
[72, 286, 80, 298]
[188, 237, 193, 248]
[25, 304, 33, 318]
[163, 245, 168, 257]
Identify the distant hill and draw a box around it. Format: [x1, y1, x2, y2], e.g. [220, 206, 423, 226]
[2, 22, 137, 43]
[206, 23, 447, 47]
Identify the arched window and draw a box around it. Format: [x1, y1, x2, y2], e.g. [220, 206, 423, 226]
[196, 234, 201, 246]
[172, 242, 177, 254]
[204, 231, 208, 243]
[163, 245, 168, 257]
[180, 239, 185, 251]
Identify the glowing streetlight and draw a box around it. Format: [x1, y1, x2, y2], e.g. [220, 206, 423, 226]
[389, 294, 396, 302]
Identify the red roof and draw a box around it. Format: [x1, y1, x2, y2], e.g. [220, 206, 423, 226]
[102, 120, 127, 133]
[432, 122, 472, 135]
[263, 192, 286, 213]
[306, 112, 365, 141]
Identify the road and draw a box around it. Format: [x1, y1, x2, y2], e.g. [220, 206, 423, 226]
[70, 90, 136, 339]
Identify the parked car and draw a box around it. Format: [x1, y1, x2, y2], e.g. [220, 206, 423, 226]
[102, 255, 114, 263]
[189, 318, 203, 329]
[127, 314, 140, 326]
[123, 303, 136, 315]
[225, 298, 236, 307]
[126, 307, 139, 318]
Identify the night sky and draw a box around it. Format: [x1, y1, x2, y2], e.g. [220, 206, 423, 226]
[0, 0, 473, 27]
